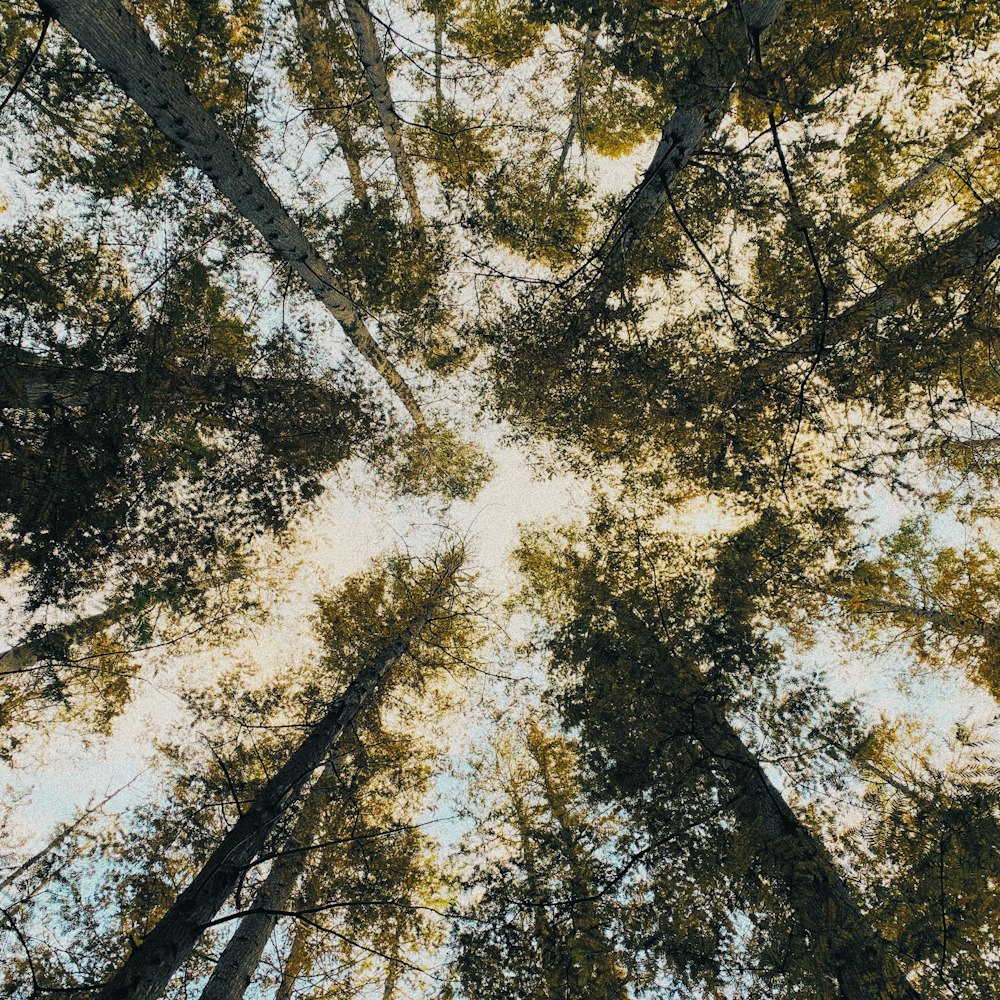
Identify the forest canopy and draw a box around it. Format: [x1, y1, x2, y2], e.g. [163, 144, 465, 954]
[1, 0, 999, 997]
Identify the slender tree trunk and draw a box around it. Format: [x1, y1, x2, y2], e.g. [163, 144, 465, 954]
[289, 0, 371, 208]
[92, 551, 460, 1000]
[198, 763, 337, 1000]
[433, 3, 444, 116]
[341, 0, 425, 227]
[609, 0, 783, 256]
[852, 106, 1000, 230]
[527, 726, 625, 996]
[615, 606, 920, 1000]
[273, 873, 321, 1000]
[39, 0, 425, 428]
[550, 26, 598, 193]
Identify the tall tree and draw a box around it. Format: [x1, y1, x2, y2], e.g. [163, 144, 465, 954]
[39, 0, 427, 425]
[517, 502, 921, 997]
[88, 543, 470, 1000]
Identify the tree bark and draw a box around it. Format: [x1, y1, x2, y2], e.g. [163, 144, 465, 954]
[341, 0, 425, 227]
[273, 873, 321, 1000]
[0, 605, 127, 675]
[39, 0, 425, 427]
[289, 0, 371, 208]
[0, 344, 361, 414]
[615, 606, 920, 1000]
[92, 550, 460, 1000]
[197, 763, 337, 1000]
[756, 205, 1000, 379]
[609, 0, 783, 256]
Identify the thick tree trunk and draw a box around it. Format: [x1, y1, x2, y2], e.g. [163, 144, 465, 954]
[609, 0, 783, 256]
[290, 0, 371, 208]
[616, 607, 919, 999]
[693, 697, 918, 999]
[0, 345, 133, 409]
[40, 0, 425, 427]
[341, 0, 425, 227]
[198, 763, 337, 1000]
[92, 552, 459, 1000]
[0, 345, 361, 414]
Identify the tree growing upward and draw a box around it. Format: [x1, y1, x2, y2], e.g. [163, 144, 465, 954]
[75, 541, 475, 1000]
[38, 0, 427, 426]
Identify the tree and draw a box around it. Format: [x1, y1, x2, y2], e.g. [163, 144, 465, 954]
[39, 0, 427, 425]
[87, 542, 471, 1000]
[517, 501, 920, 997]
[454, 716, 630, 999]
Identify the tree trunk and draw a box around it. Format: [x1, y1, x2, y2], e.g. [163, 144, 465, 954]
[755, 205, 1000, 379]
[433, 3, 444, 116]
[550, 26, 598, 193]
[273, 874, 321, 1000]
[0, 344, 133, 409]
[616, 606, 920, 1000]
[609, 0, 783, 256]
[289, 0, 371, 208]
[198, 763, 337, 1000]
[0, 605, 127, 675]
[92, 551, 460, 1000]
[341, 0, 425, 227]
[527, 725, 626, 996]
[39, 0, 425, 428]
[0, 344, 361, 414]
[852, 106, 1000, 229]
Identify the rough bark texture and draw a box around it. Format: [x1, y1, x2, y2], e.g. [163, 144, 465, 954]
[198, 764, 337, 1000]
[40, 0, 425, 427]
[0, 345, 358, 413]
[610, 0, 783, 255]
[273, 875, 321, 1000]
[692, 696, 918, 999]
[92, 553, 459, 1000]
[342, 0, 425, 226]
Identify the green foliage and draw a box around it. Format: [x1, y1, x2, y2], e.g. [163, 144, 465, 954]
[382, 424, 496, 501]
[450, 0, 543, 67]
[0, 220, 382, 606]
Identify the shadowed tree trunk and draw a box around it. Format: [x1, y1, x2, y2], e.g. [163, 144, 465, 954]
[0, 605, 129, 676]
[39, 0, 426, 427]
[614, 604, 920, 1000]
[550, 26, 598, 193]
[852, 105, 1000, 229]
[609, 0, 784, 256]
[755, 205, 1000, 378]
[91, 549, 462, 1000]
